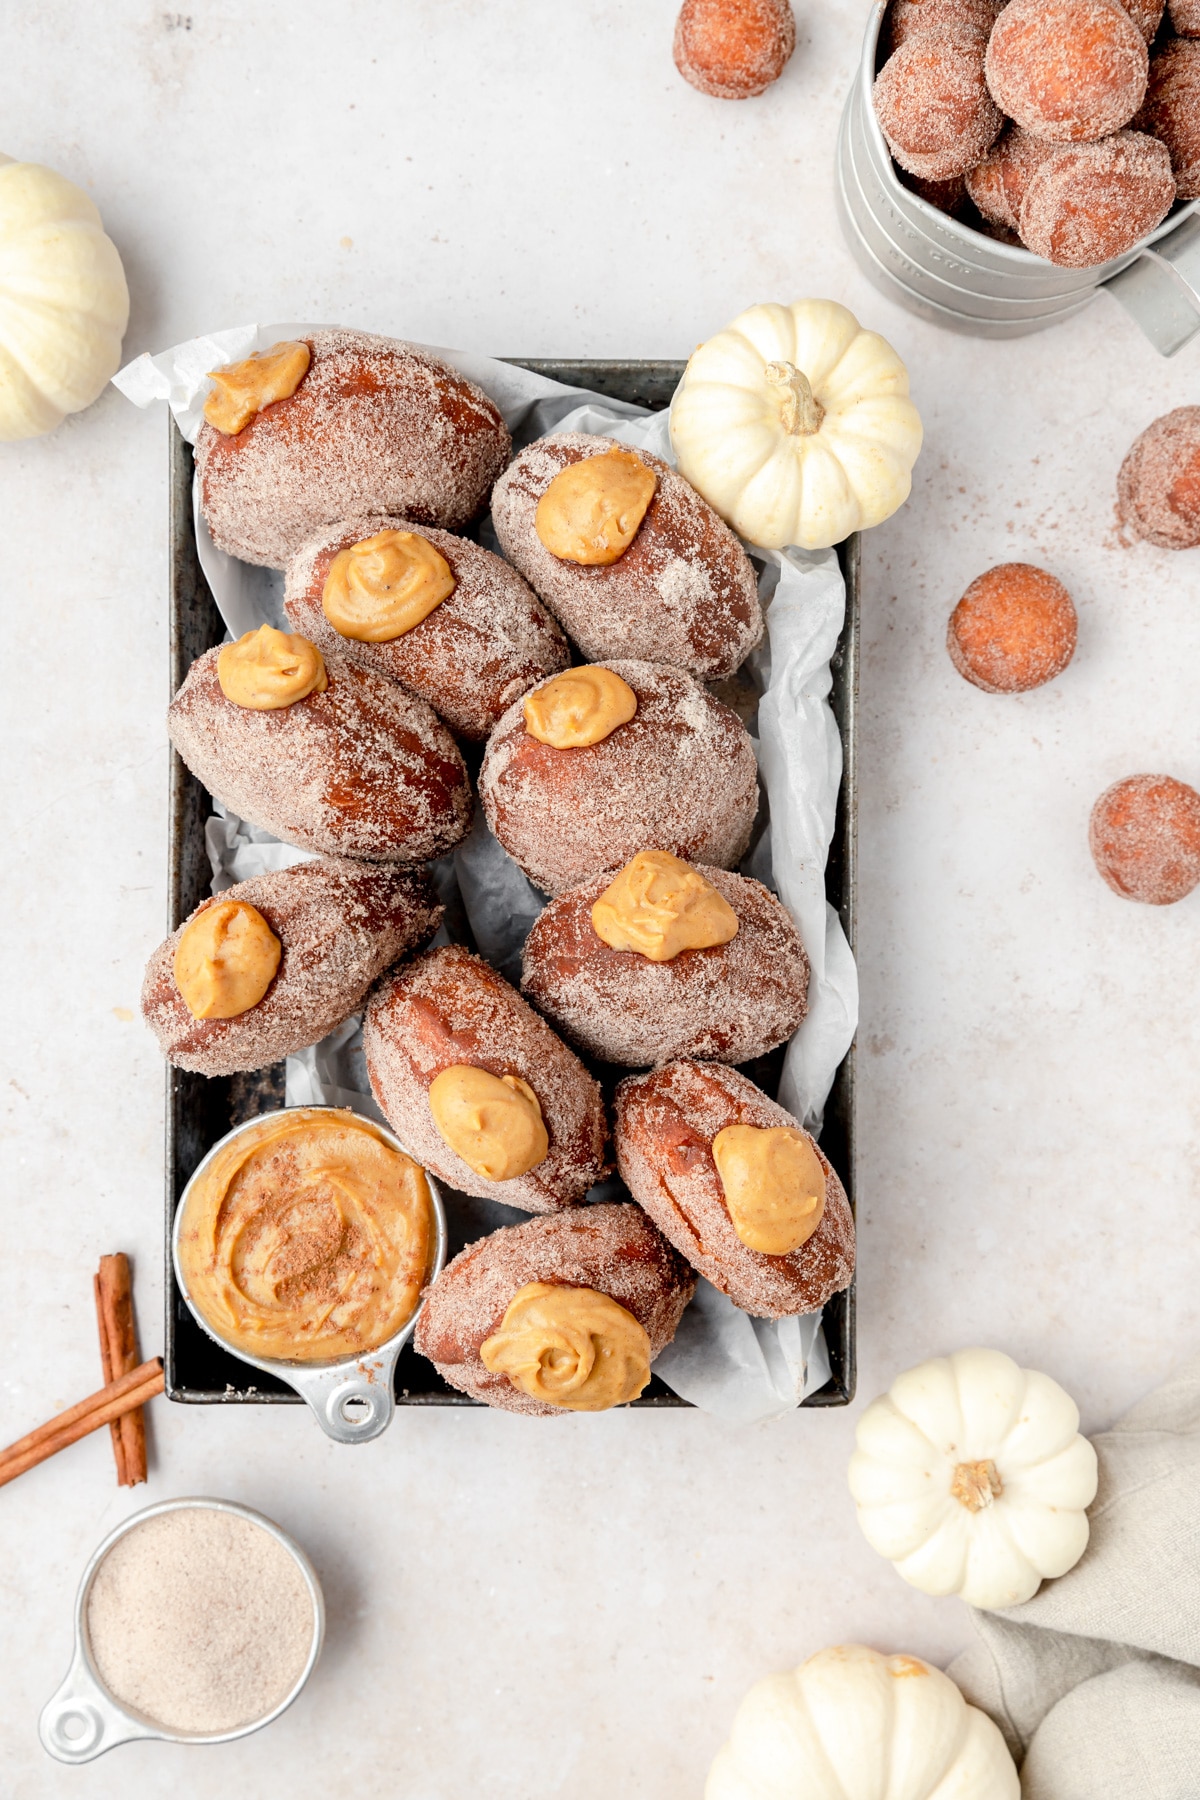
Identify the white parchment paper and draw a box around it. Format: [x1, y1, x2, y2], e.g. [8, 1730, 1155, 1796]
[116, 330, 858, 1422]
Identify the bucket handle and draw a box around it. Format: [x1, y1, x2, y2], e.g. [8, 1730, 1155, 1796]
[1105, 211, 1200, 356]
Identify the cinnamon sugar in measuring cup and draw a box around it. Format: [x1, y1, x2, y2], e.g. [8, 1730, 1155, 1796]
[40, 1497, 324, 1761]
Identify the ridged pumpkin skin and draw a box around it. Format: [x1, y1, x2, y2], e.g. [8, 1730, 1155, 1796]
[849, 1346, 1099, 1609]
[0, 156, 130, 441]
[670, 299, 923, 551]
[706, 1645, 1019, 1800]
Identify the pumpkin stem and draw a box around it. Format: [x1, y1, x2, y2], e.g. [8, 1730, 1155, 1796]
[951, 1458, 1004, 1513]
[765, 360, 825, 436]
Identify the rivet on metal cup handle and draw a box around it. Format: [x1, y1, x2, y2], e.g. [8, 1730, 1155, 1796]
[40, 1656, 159, 1763]
[172, 1108, 448, 1445]
[276, 1346, 403, 1444]
[836, 1, 1200, 354]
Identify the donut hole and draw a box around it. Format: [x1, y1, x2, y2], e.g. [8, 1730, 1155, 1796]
[1117, 405, 1200, 548]
[984, 0, 1148, 143]
[1089, 774, 1200, 902]
[673, 0, 796, 99]
[1017, 130, 1174, 267]
[874, 28, 1004, 178]
[1134, 38, 1200, 200]
[947, 563, 1078, 693]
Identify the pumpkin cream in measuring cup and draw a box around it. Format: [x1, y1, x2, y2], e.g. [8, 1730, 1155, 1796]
[177, 1109, 434, 1361]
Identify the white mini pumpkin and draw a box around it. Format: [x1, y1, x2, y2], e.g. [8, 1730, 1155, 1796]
[0, 155, 130, 442]
[706, 1644, 1019, 1800]
[849, 1347, 1099, 1611]
[669, 300, 922, 550]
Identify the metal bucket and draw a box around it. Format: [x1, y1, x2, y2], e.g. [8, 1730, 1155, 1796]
[835, 1, 1200, 354]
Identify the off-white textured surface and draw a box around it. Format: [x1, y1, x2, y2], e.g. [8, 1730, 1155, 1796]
[2, 3, 1199, 1795]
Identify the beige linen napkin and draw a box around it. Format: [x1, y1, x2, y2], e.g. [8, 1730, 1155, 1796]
[948, 1356, 1200, 1799]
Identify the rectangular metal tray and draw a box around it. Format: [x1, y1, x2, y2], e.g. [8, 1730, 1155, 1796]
[165, 358, 858, 1407]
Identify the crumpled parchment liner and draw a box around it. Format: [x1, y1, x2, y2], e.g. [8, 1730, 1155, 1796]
[116, 330, 858, 1423]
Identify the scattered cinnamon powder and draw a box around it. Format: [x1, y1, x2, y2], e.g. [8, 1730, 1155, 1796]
[86, 1508, 315, 1735]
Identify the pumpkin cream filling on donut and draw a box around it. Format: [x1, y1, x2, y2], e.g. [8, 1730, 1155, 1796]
[321, 529, 456, 642]
[711, 1123, 827, 1255]
[203, 339, 311, 435]
[177, 1109, 434, 1362]
[479, 1282, 652, 1410]
[534, 448, 657, 565]
[523, 665, 638, 747]
[427, 1065, 549, 1181]
[591, 849, 739, 961]
[217, 624, 328, 710]
[173, 900, 281, 1020]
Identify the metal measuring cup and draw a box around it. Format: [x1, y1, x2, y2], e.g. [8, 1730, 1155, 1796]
[39, 1496, 324, 1763]
[173, 1107, 447, 1444]
[836, 0, 1200, 353]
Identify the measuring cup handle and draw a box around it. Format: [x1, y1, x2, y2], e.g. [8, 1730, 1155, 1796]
[290, 1350, 399, 1444]
[1104, 210, 1200, 356]
[39, 1655, 154, 1762]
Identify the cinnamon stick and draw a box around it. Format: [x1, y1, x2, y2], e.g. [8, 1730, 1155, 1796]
[94, 1253, 146, 1485]
[0, 1359, 164, 1492]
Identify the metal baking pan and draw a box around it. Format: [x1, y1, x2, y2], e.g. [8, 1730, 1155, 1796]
[164, 358, 858, 1408]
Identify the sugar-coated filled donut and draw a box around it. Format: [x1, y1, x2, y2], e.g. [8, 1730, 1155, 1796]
[141, 859, 441, 1076]
[168, 642, 472, 863]
[283, 515, 569, 741]
[1089, 773, 1200, 902]
[521, 860, 809, 1067]
[490, 435, 762, 681]
[363, 945, 610, 1211]
[673, 0, 796, 99]
[985, 0, 1148, 143]
[966, 126, 1058, 228]
[195, 330, 511, 568]
[1134, 39, 1200, 200]
[413, 1204, 696, 1415]
[1117, 405, 1200, 546]
[614, 1061, 855, 1318]
[947, 563, 1078, 693]
[479, 660, 760, 896]
[874, 29, 1004, 180]
[1018, 131, 1174, 266]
